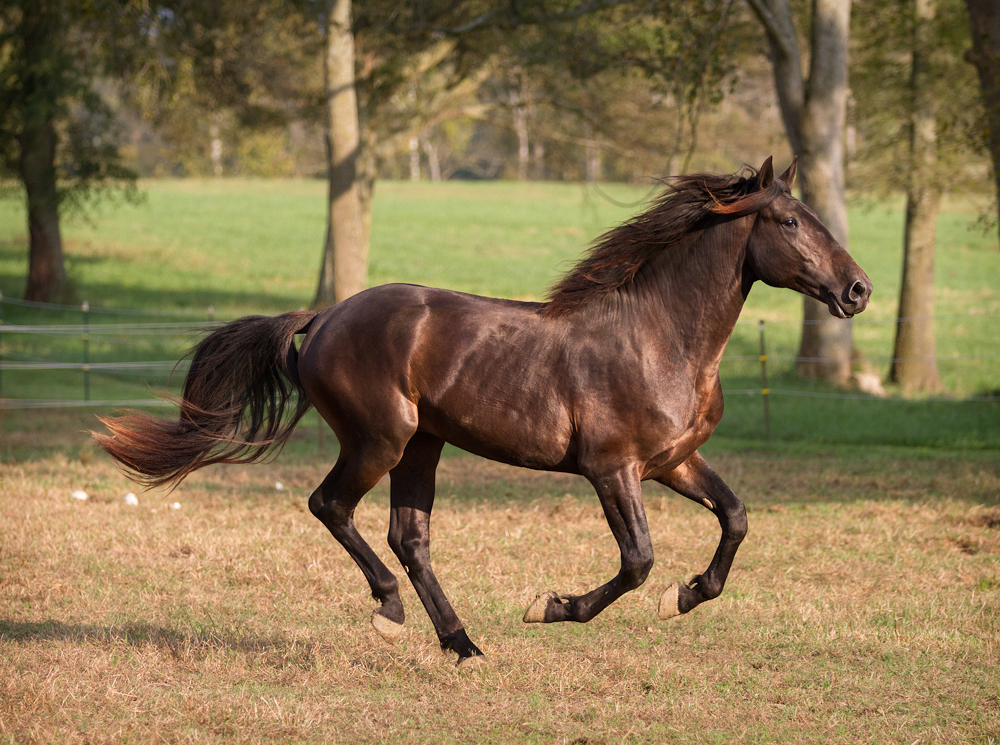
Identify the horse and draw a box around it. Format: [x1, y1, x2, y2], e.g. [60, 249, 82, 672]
[94, 157, 872, 667]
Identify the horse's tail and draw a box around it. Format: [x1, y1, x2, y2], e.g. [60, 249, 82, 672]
[93, 310, 319, 490]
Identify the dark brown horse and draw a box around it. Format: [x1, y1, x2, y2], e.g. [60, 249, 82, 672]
[95, 157, 871, 667]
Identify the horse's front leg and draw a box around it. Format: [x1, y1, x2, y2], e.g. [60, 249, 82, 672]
[523, 467, 654, 624]
[654, 450, 748, 618]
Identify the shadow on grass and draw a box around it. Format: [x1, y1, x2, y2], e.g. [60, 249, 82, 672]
[0, 618, 319, 668]
[0, 239, 307, 316]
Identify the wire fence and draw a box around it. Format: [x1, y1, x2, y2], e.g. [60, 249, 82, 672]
[2, 294, 998, 443]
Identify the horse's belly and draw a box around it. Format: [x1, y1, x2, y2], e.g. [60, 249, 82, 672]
[417, 394, 575, 472]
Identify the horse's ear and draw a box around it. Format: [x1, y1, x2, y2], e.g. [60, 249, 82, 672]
[757, 156, 774, 190]
[779, 157, 798, 188]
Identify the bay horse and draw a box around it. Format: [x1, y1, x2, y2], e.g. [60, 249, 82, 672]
[94, 157, 871, 667]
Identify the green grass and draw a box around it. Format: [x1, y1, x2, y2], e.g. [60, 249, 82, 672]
[1, 179, 998, 449]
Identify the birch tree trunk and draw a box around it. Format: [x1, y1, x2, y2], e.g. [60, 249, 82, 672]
[891, 0, 943, 393]
[315, 0, 367, 308]
[748, 0, 854, 384]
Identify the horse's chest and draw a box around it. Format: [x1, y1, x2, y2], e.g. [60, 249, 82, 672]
[635, 372, 722, 475]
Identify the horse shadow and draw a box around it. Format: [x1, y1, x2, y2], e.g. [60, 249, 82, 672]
[0, 618, 319, 668]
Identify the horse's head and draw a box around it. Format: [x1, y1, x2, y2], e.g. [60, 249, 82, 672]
[744, 158, 872, 318]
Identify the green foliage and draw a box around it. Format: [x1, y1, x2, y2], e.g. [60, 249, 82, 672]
[849, 0, 989, 196]
[121, 0, 322, 178]
[0, 0, 140, 210]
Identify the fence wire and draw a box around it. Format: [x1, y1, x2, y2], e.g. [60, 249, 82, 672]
[1, 296, 997, 413]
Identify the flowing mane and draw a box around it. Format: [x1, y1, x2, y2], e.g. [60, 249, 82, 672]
[541, 166, 786, 317]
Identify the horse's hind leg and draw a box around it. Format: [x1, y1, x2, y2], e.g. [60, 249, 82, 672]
[387, 433, 486, 666]
[309, 449, 408, 643]
[655, 451, 748, 618]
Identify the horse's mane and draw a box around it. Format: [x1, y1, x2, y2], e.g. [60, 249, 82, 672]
[541, 165, 785, 317]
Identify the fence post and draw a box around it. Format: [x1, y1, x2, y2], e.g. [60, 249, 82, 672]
[758, 319, 770, 442]
[0, 290, 4, 397]
[82, 300, 90, 401]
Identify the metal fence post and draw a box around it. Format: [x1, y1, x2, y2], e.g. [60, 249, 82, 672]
[82, 300, 90, 401]
[758, 319, 771, 442]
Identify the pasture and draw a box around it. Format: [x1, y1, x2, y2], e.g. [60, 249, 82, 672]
[1, 179, 999, 742]
[1, 438, 998, 743]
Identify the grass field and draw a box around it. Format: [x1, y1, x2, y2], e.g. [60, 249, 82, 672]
[1, 179, 999, 743]
[1, 179, 999, 447]
[0, 430, 998, 743]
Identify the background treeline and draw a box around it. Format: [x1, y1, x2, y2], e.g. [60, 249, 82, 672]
[2, 0, 998, 392]
[105, 3, 989, 193]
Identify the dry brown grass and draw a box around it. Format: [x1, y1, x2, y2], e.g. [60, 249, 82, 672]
[1, 444, 998, 744]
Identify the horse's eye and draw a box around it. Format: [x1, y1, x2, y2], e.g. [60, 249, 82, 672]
[782, 217, 798, 229]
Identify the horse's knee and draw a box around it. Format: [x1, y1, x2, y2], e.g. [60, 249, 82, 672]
[391, 532, 429, 571]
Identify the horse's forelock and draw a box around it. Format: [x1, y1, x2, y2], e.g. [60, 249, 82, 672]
[709, 178, 785, 217]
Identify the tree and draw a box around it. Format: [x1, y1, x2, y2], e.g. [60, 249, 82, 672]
[0, 1, 138, 302]
[891, 0, 944, 393]
[311, 3, 497, 306]
[746, 0, 854, 384]
[126, 1, 320, 178]
[851, 0, 984, 393]
[315, 0, 367, 306]
[312, 1, 660, 306]
[965, 0, 1000, 238]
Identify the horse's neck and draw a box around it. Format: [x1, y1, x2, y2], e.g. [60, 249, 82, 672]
[622, 219, 751, 363]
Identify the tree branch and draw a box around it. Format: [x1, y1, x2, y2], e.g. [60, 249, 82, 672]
[416, 0, 644, 35]
[745, 0, 805, 153]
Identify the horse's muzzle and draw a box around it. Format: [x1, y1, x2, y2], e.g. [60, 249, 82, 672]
[830, 274, 872, 318]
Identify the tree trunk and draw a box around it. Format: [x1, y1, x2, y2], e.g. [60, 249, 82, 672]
[748, 0, 854, 385]
[533, 141, 546, 180]
[18, 1, 69, 303]
[20, 112, 69, 303]
[423, 138, 442, 182]
[409, 136, 421, 181]
[514, 106, 529, 181]
[315, 0, 367, 308]
[965, 0, 1000, 238]
[891, 0, 943, 394]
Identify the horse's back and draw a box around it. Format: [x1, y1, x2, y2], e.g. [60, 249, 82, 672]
[296, 284, 576, 468]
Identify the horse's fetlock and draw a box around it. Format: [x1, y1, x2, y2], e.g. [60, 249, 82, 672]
[694, 574, 723, 601]
[621, 553, 654, 591]
[729, 507, 748, 542]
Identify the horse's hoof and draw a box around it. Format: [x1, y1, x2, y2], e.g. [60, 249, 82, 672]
[457, 654, 489, 671]
[523, 591, 559, 623]
[658, 583, 681, 620]
[371, 610, 404, 643]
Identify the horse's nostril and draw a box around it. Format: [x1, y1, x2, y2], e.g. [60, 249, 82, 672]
[849, 281, 867, 302]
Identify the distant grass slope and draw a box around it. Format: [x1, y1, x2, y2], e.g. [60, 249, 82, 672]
[0, 179, 997, 448]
